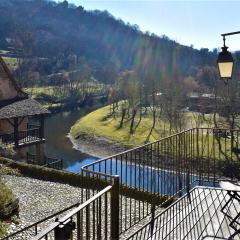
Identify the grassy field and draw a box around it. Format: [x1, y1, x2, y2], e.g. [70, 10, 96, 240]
[70, 103, 216, 148]
[24, 86, 55, 98]
[2, 57, 18, 70]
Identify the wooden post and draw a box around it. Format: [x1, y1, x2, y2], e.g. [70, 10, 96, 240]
[111, 176, 119, 240]
[39, 114, 45, 139]
[14, 118, 19, 148]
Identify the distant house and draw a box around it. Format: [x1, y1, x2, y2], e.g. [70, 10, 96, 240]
[0, 56, 49, 163]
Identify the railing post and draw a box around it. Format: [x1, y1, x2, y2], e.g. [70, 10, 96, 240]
[14, 117, 19, 148]
[186, 170, 191, 201]
[178, 134, 183, 197]
[39, 114, 45, 139]
[111, 176, 119, 240]
[150, 204, 155, 236]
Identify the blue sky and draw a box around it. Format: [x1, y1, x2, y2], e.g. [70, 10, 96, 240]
[68, 0, 240, 51]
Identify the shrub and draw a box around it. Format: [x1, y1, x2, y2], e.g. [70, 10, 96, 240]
[0, 180, 17, 218]
[0, 221, 8, 238]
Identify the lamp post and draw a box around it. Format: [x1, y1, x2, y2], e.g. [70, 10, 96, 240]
[217, 31, 240, 83]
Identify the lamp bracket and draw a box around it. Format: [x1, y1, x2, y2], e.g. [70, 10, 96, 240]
[221, 31, 240, 37]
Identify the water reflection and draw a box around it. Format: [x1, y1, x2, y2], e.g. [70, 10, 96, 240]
[44, 109, 99, 170]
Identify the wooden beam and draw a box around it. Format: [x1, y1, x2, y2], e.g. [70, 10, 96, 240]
[18, 117, 25, 127]
[6, 117, 25, 127]
[6, 118, 14, 127]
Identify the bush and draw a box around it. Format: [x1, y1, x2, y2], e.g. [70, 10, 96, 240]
[0, 157, 108, 190]
[0, 144, 16, 159]
[0, 221, 8, 238]
[0, 180, 17, 218]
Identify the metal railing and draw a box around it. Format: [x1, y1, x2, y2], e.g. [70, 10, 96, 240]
[126, 185, 229, 240]
[4, 127, 240, 239]
[3, 202, 80, 240]
[0, 127, 43, 147]
[28, 178, 119, 240]
[27, 153, 63, 170]
[32, 186, 114, 240]
[81, 128, 240, 235]
[0, 132, 14, 145]
[18, 128, 41, 144]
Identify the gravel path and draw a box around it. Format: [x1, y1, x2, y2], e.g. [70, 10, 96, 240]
[2, 175, 164, 240]
[2, 175, 86, 239]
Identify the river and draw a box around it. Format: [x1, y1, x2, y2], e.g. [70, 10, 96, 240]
[44, 109, 99, 173]
[43, 110, 212, 195]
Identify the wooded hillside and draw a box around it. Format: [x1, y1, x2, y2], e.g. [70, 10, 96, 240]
[0, 0, 217, 87]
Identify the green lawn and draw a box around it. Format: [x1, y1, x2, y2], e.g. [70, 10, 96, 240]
[2, 57, 18, 70]
[70, 104, 216, 148]
[24, 86, 55, 98]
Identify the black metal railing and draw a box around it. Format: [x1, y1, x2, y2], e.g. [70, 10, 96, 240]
[44, 156, 63, 170]
[81, 128, 240, 235]
[31, 181, 119, 240]
[27, 153, 63, 170]
[0, 126, 43, 147]
[2, 202, 80, 240]
[0, 132, 14, 145]
[27, 123, 40, 130]
[18, 128, 41, 145]
[4, 128, 240, 239]
[126, 185, 229, 240]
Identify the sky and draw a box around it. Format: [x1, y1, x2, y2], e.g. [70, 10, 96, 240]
[67, 0, 240, 51]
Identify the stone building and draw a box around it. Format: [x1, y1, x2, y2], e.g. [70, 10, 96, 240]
[0, 56, 49, 163]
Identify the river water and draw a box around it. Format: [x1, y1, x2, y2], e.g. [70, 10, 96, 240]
[44, 109, 99, 173]
[43, 110, 212, 195]
[44, 110, 192, 194]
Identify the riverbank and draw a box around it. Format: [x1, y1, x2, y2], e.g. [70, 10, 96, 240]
[70, 104, 169, 149]
[69, 104, 215, 158]
[69, 133, 128, 159]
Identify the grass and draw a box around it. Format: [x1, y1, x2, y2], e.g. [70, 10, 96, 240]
[24, 86, 55, 98]
[70, 103, 216, 148]
[24, 83, 106, 101]
[0, 221, 8, 238]
[2, 57, 18, 70]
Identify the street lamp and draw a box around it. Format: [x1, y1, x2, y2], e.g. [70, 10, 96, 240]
[217, 31, 240, 82]
[217, 36, 234, 82]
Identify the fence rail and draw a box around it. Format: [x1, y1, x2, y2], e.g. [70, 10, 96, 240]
[81, 127, 240, 235]
[31, 185, 116, 240]
[27, 153, 63, 170]
[5, 127, 240, 239]
[0, 126, 43, 147]
[2, 203, 80, 240]
[19, 128, 41, 144]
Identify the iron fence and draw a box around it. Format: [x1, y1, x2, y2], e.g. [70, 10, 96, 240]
[27, 152, 63, 170]
[18, 128, 41, 144]
[0, 127, 42, 147]
[30, 184, 118, 240]
[81, 128, 240, 234]
[4, 127, 240, 239]
[0, 132, 14, 145]
[2, 203, 80, 240]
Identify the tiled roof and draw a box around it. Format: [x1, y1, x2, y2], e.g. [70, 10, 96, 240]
[0, 98, 50, 119]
